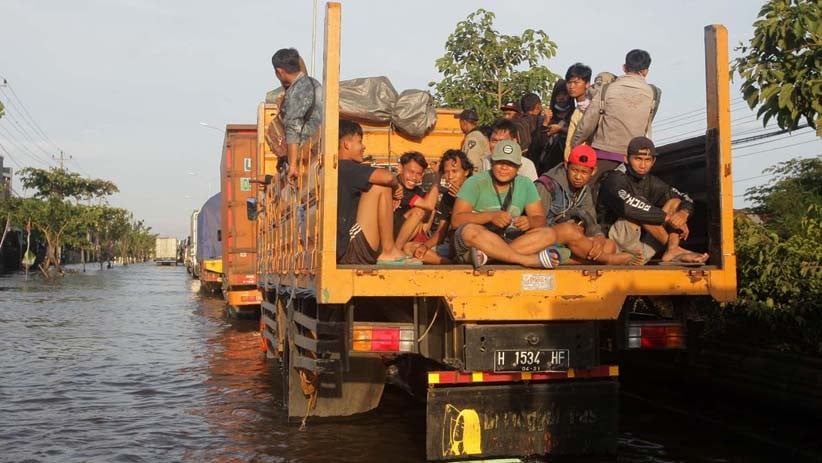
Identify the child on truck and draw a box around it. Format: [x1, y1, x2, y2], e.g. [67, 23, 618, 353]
[403, 149, 474, 264]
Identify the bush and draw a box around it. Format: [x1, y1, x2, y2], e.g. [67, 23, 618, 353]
[730, 204, 822, 354]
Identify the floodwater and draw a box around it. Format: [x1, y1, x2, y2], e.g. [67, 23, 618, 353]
[0, 263, 805, 462]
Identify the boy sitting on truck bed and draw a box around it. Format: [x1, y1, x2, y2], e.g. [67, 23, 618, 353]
[536, 144, 642, 265]
[336, 120, 420, 266]
[392, 151, 440, 251]
[403, 149, 474, 264]
[598, 136, 709, 264]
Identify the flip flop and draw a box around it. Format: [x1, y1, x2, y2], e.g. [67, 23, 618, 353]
[377, 256, 423, 266]
[538, 245, 571, 269]
[469, 247, 488, 269]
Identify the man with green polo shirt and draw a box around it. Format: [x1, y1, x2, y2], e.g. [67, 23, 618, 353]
[450, 139, 570, 269]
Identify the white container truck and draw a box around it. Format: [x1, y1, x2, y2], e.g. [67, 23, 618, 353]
[154, 237, 178, 266]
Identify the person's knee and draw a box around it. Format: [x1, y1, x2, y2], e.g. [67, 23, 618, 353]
[553, 222, 582, 242]
[603, 238, 618, 253]
[460, 224, 483, 246]
[406, 207, 425, 220]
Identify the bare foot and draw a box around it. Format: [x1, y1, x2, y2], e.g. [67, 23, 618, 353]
[600, 249, 644, 265]
[662, 246, 708, 264]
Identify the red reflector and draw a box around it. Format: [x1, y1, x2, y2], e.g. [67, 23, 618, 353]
[371, 328, 400, 351]
[638, 325, 684, 349]
[241, 295, 259, 302]
[640, 326, 667, 348]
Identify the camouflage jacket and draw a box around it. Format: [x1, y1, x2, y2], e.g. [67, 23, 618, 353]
[283, 73, 323, 145]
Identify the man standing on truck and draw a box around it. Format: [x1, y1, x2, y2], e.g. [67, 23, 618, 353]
[598, 136, 708, 264]
[271, 48, 323, 184]
[451, 140, 581, 269]
[571, 49, 661, 189]
[458, 109, 490, 174]
[336, 120, 420, 266]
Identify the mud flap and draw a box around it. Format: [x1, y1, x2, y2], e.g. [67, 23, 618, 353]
[426, 380, 618, 461]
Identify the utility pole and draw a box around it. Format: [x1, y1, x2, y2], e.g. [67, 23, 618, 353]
[53, 150, 71, 169]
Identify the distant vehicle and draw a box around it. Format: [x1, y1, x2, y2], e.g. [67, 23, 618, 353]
[196, 193, 222, 293]
[220, 125, 262, 316]
[187, 209, 199, 277]
[154, 237, 178, 266]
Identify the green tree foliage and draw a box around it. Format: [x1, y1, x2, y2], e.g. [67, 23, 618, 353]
[428, 9, 558, 123]
[732, 206, 822, 353]
[731, 0, 822, 135]
[5, 167, 119, 277]
[744, 156, 822, 237]
[19, 166, 118, 201]
[727, 156, 822, 354]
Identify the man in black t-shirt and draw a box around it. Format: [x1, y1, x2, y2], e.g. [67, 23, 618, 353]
[336, 120, 420, 265]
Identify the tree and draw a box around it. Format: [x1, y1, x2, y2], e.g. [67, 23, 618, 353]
[744, 156, 822, 237]
[730, 155, 822, 354]
[731, 0, 822, 136]
[0, 100, 5, 120]
[428, 9, 559, 123]
[9, 167, 119, 277]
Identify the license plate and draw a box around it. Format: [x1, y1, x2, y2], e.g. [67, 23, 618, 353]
[493, 349, 570, 372]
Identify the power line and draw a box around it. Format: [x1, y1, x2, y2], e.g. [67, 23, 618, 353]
[731, 124, 811, 146]
[735, 139, 820, 158]
[0, 81, 62, 153]
[0, 111, 56, 159]
[0, 124, 53, 167]
[0, 140, 24, 170]
[733, 173, 772, 184]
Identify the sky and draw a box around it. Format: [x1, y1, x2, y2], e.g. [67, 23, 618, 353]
[0, 0, 819, 238]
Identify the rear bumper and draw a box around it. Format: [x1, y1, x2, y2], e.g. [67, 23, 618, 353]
[226, 288, 262, 306]
[426, 379, 618, 460]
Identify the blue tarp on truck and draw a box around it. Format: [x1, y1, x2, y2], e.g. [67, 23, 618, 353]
[196, 193, 221, 263]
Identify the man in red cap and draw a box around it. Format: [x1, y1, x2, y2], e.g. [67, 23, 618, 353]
[535, 144, 641, 264]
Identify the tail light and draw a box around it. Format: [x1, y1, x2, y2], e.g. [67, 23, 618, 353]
[627, 323, 685, 349]
[352, 323, 415, 353]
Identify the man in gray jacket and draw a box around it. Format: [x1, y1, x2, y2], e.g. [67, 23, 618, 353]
[572, 49, 661, 189]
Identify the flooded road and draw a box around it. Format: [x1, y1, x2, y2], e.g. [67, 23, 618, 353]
[0, 263, 806, 462]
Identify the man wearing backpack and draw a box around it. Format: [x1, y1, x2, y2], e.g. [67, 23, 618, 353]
[571, 49, 661, 189]
[272, 48, 323, 184]
[458, 109, 490, 174]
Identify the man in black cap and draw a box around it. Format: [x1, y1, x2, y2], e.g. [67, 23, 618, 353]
[598, 136, 708, 264]
[458, 109, 490, 174]
[500, 102, 519, 120]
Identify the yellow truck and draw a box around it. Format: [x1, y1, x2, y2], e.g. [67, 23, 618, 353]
[220, 124, 263, 316]
[250, 4, 736, 460]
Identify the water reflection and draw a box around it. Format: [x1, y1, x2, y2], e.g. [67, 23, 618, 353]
[0, 264, 800, 463]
